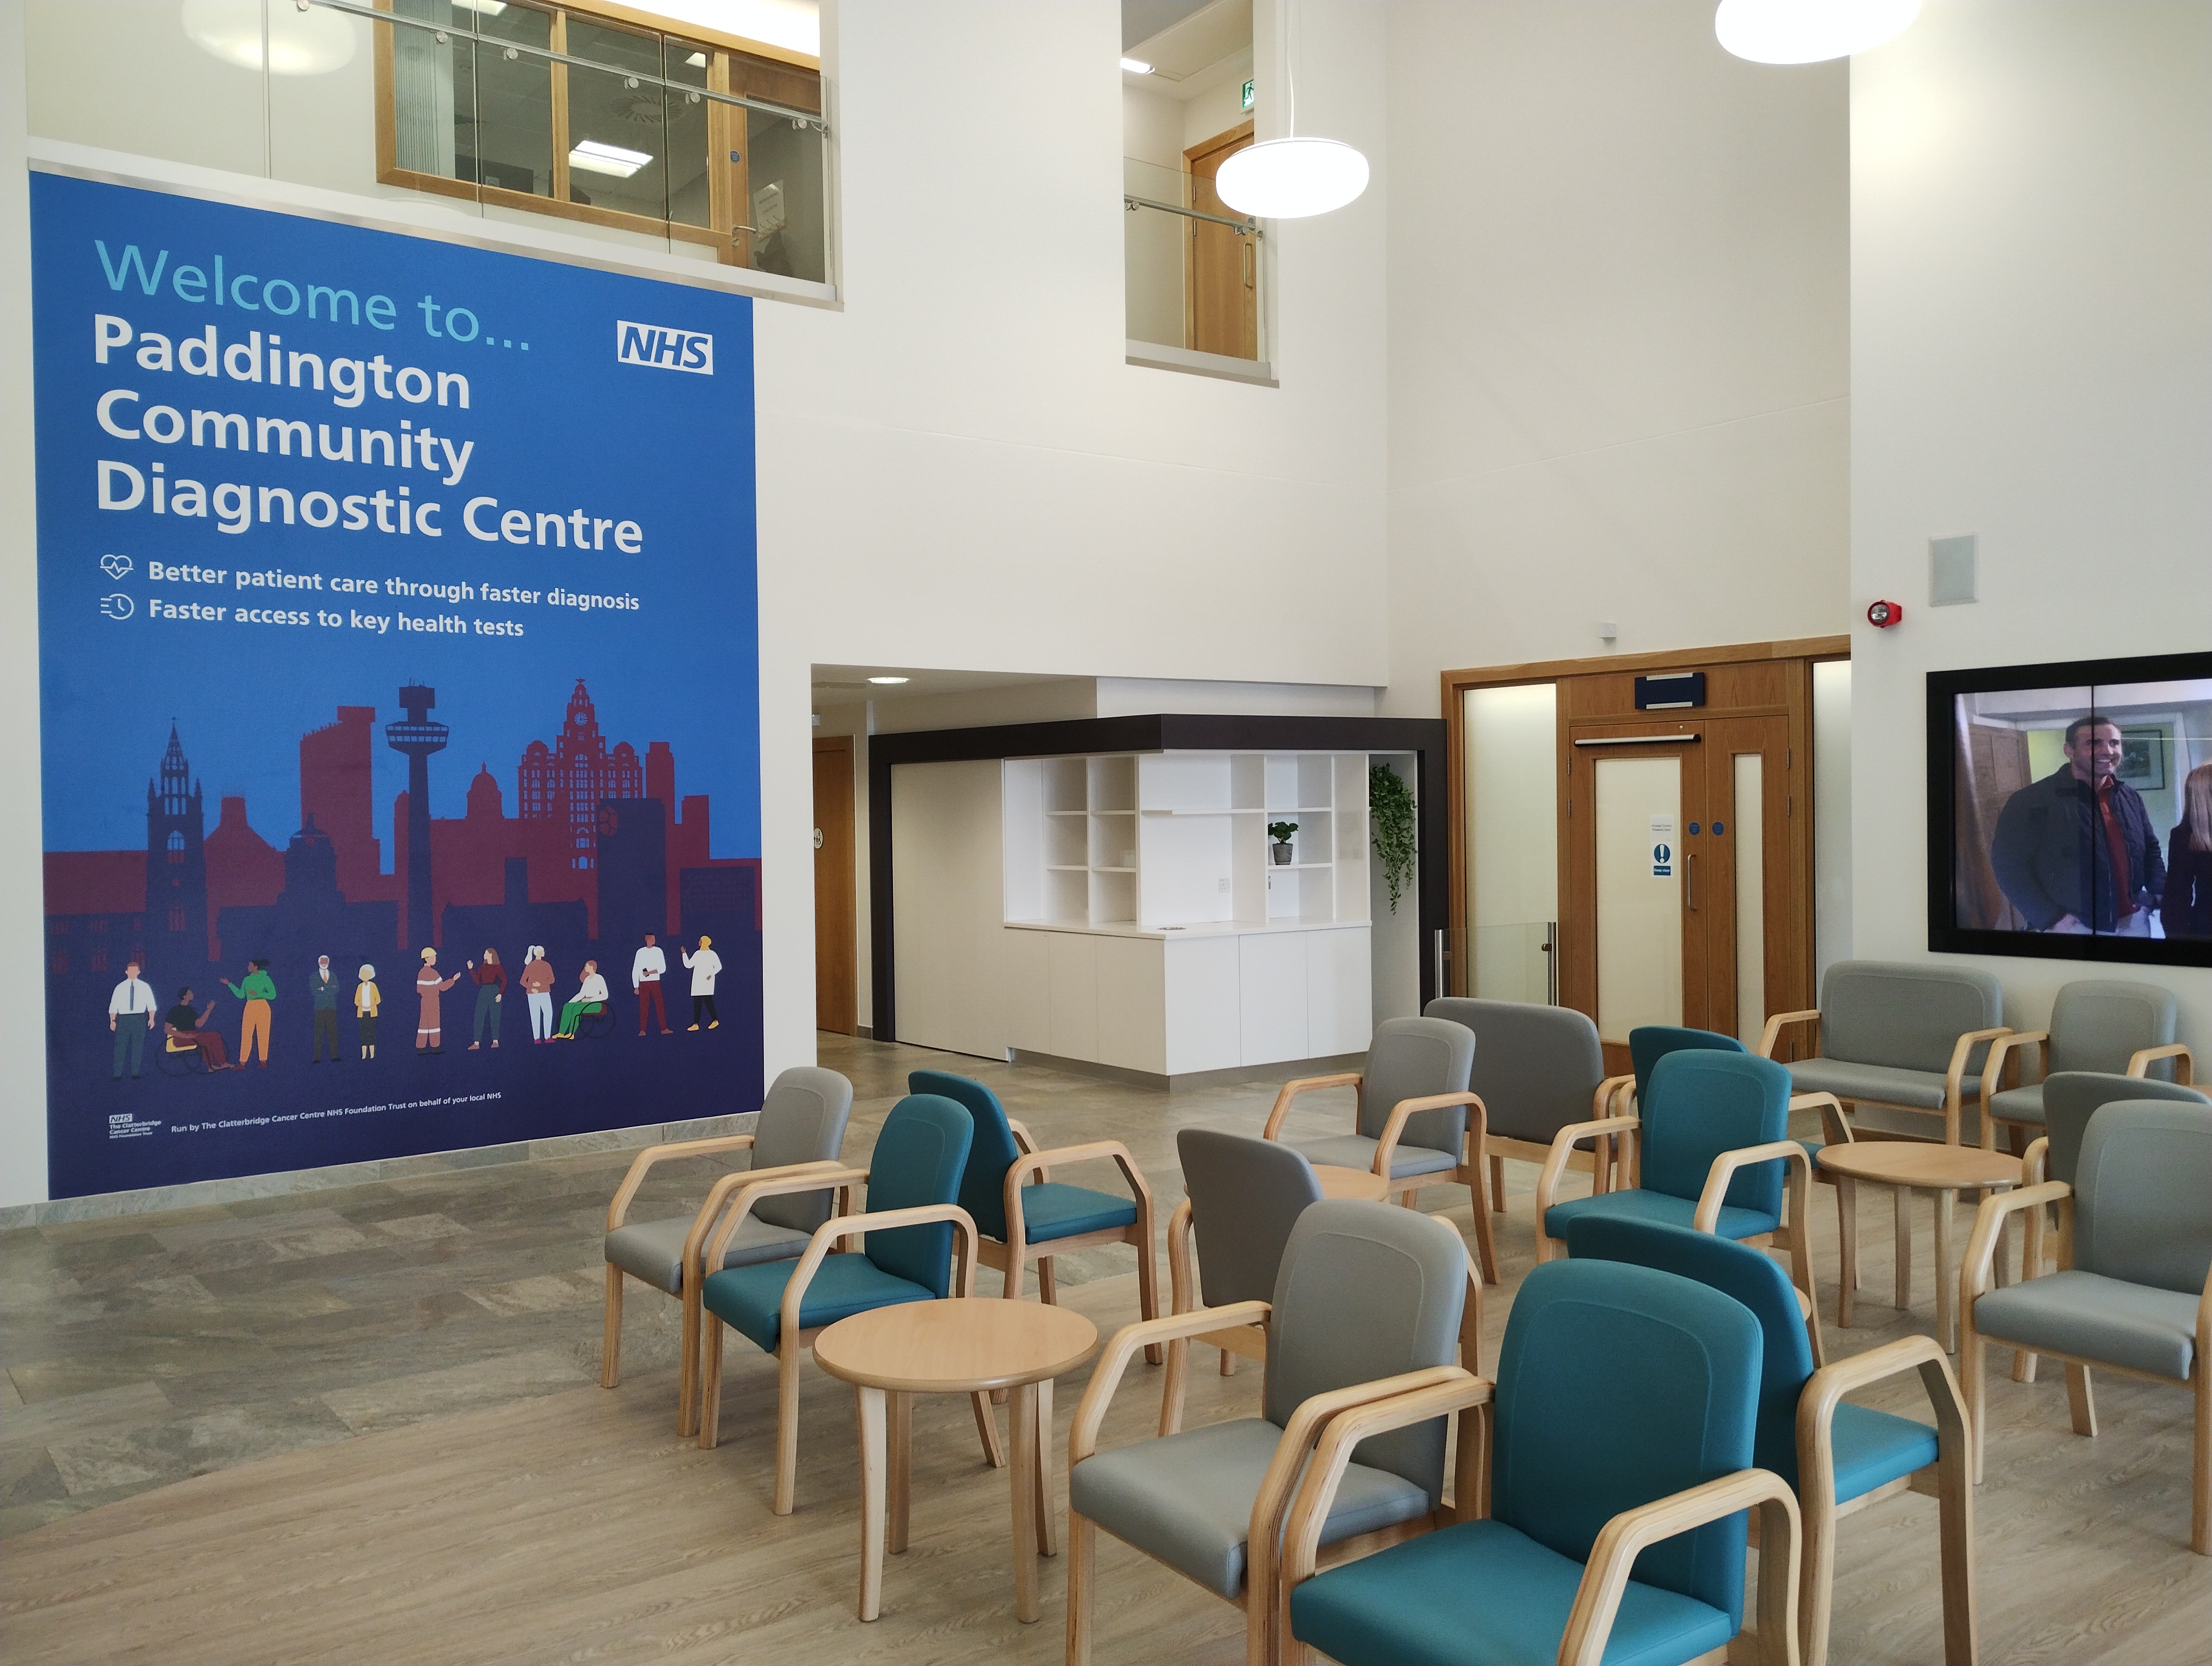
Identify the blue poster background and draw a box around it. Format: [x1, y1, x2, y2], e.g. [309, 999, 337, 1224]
[31, 173, 762, 1199]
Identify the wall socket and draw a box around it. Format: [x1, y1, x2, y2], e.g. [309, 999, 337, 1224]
[1218, 877, 1231, 893]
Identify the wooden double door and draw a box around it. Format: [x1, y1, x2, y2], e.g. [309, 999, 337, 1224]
[1559, 661, 1815, 1077]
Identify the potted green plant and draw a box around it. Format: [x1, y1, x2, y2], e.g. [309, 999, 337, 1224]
[1268, 821, 1298, 865]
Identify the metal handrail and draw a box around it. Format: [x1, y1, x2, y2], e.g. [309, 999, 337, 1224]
[301, 0, 829, 130]
[1122, 193, 1259, 235]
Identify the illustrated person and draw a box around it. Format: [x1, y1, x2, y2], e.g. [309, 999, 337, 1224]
[467, 947, 505, 1050]
[108, 959, 158, 1080]
[2163, 762, 2212, 940]
[520, 945, 556, 1044]
[414, 947, 461, 1055]
[308, 954, 342, 1063]
[632, 932, 671, 1035]
[683, 934, 722, 1030]
[555, 959, 609, 1039]
[166, 986, 232, 1071]
[1990, 715, 2165, 935]
[355, 964, 380, 1060]
[224, 958, 276, 1068]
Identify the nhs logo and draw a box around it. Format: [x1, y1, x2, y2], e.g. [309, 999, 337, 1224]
[615, 320, 713, 375]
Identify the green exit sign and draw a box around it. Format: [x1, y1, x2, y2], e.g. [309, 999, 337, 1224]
[1240, 78, 1255, 111]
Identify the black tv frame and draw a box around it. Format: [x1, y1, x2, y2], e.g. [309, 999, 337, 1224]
[1926, 649, 2212, 966]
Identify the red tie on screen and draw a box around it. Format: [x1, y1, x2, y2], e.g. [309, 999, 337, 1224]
[2097, 781, 2135, 918]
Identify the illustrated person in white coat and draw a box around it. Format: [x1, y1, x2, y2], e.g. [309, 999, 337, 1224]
[682, 934, 722, 1031]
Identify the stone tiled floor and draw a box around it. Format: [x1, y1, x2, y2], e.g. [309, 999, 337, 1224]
[0, 1034, 1353, 1538]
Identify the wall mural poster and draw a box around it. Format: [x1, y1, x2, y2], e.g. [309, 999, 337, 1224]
[30, 172, 762, 1200]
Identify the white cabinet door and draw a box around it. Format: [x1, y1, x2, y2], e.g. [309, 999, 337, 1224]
[1163, 935, 1241, 1075]
[1046, 933, 1099, 1062]
[1238, 933, 1308, 1066]
[1002, 930, 1051, 1054]
[1096, 935, 1167, 1074]
[1305, 926, 1373, 1058]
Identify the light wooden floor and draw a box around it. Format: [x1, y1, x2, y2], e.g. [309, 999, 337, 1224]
[3, 1037, 2208, 1664]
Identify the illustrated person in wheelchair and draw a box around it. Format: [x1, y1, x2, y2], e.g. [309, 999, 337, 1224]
[555, 960, 610, 1040]
[162, 987, 233, 1073]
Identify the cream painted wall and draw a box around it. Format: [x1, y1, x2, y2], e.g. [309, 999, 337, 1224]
[1377, 0, 1849, 706]
[1849, 1, 2210, 1046]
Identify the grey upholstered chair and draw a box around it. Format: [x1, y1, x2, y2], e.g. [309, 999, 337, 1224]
[1066, 1199, 1482, 1664]
[1425, 997, 1634, 1262]
[600, 1064, 854, 1435]
[1983, 979, 2193, 1151]
[1261, 1015, 1493, 1276]
[1960, 1099, 2212, 1554]
[1164, 1129, 1328, 1413]
[1759, 959, 2008, 1145]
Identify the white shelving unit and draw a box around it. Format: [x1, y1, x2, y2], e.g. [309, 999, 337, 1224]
[1001, 751, 1373, 1077]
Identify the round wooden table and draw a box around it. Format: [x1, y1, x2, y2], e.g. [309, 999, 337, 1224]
[1816, 1141, 2024, 1350]
[814, 1298, 1098, 1624]
[1310, 1164, 1392, 1201]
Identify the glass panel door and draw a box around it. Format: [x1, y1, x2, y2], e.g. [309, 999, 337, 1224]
[1593, 753, 1684, 1045]
[1461, 684, 1558, 1001]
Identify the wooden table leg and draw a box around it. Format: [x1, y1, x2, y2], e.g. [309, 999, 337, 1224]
[1894, 1184, 1913, 1312]
[1034, 1375, 1057, 1557]
[888, 1389, 912, 1556]
[1010, 1381, 1041, 1623]
[856, 1386, 887, 1622]
[1836, 1175, 1858, 1330]
[1934, 1187, 1956, 1351]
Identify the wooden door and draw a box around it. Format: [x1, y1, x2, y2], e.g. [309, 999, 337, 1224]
[812, 735, 858, 1035]
[1558, 660, 1815, 1076]
[1185, 121, 1257, 359]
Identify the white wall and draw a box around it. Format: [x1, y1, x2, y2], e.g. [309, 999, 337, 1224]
[1378, 0, 1849, 707]
[1849, 1, 2211, 1046]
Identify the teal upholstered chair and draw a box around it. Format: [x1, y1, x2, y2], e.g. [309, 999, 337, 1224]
[1264, 1015, 1494, 1278]
[1982, 980, 2193, 1152]
[1567, 1216, 1976, 1665]
[1280, 1257, 1801, 1666]
[1630, 1025, 1746, 1103]
[910, 1070, 1161, 1361]
[600, 1065, 856, 1436]
[1066, 1200, 1481, 1665]
[1532, 1050, 1818, 1332]
[1961, 1099, 2212, 1554]
[694, 1093, 983, 1515]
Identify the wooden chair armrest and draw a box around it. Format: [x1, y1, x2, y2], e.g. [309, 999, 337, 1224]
[694, 1163, 870, 1274]
[780, 1203, 980, 1347]
[1004, 1118, 1048, 1183]
[1562, 1470, 1802, 1666]
[1278, 1373, 1494, 1592]
[1534, 1116, 1643, 1226]
[1962, 1181, 2072, 1304]
[1595, 1073, 1638, 1119]
[1798, 1334, 1968, 1508]
[1070, 1300, 1273, 1464]
[1004, 1139, 1153, 1253]
[1371, 1092, 1486, 1180]
[1787, 1091, 1851, 1148]
[1167, 1199, 1197, 1314]
[1252, 1366, 1479, 1624]
[2127, 1042, 2194, 1084]
[606, 1132, 755, 1231]
[2021, 1137, 2048, 1186]
[1982, 1031, 2048, 1117]
[1946, 1028, 2013, 1147]
[1263, 1073, 1365, 1142]
[1693, 1140, 1811, 1236]
[1759, 1009, 1822, 1061]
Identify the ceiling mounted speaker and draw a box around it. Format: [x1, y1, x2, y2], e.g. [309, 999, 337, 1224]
[1715, 0, 1920, 65]
[1215, 137, 1369, 220]
[183, 0, 357, 75]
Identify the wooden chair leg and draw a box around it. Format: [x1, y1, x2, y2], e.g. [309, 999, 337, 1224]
[1799, 1468, 1838, 1666]
[1489, 1154, 1506, 1213]
[1935, 1440, 1979, 1664]
[2014, 1204, 2044, 1382]
[1034, 1376, 1057, 1556]
[1038, 1256, 1058, 1305]
[1465, 1164, 1500, 1286]
[1836, 1176, 1859, 1330]
[1066, 1509, 1095, 1666]
[601, 1264, 623, 1389]
[1960, 1327, 1985, 1486]
[773, 1337, 804, 1515]
[972, 1391, 1007, 1469]
[697, 1317, 725, 1450]
[2065, 1363, 2097, 1438]
[2193, 1366, 2210, 1556]
[1134, 1225, 1163, 1367]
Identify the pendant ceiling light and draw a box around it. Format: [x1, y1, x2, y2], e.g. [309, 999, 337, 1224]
[1212, 3, 1368, 220]
[1715, 0, 1921, 65]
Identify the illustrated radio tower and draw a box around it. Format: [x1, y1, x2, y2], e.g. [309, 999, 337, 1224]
[385, 685, 450, 950]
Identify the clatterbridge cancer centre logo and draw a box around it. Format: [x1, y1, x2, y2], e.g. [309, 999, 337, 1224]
[615, 319, 713, 375]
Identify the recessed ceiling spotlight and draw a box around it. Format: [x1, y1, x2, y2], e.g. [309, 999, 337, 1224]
[1120, 57, 1153, 74]
[867, 675, 910, 685]
[1715, 0, 1920, 65]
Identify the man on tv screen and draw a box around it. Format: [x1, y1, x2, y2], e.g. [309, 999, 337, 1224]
[1990, 714, 2165, 934]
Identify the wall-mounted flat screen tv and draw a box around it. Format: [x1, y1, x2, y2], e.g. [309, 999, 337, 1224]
[1930, 650, 2212, 965]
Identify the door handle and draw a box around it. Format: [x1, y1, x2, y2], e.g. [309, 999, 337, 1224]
[1686, 850, 1697, 912]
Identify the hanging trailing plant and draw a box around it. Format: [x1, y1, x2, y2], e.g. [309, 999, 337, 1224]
[1369, 764, 1417, 913]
